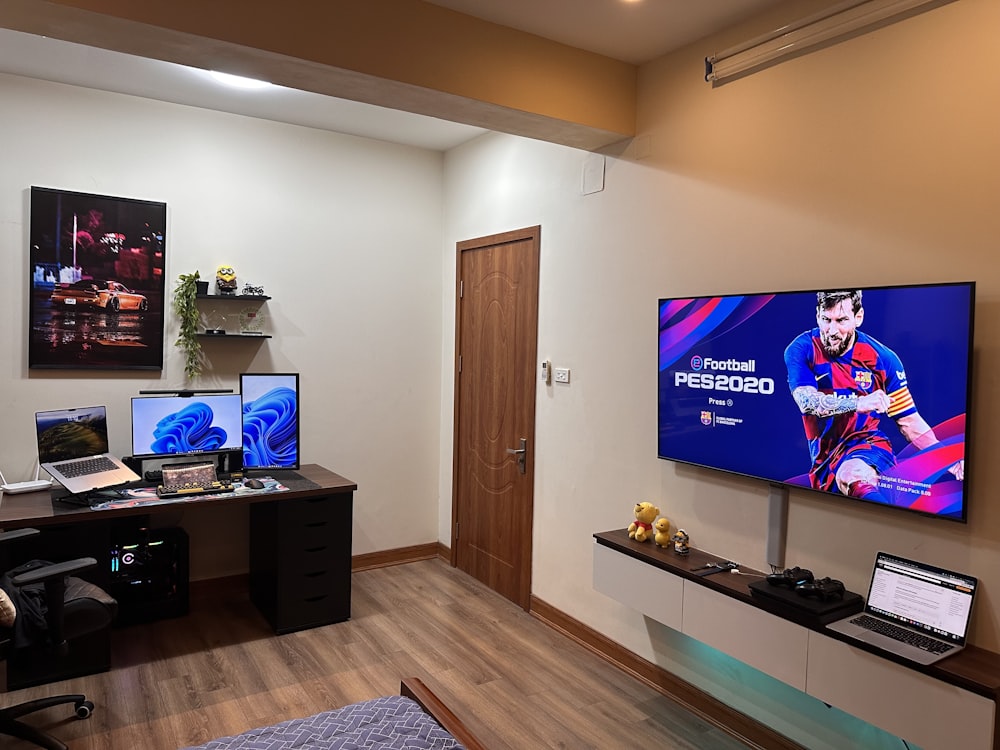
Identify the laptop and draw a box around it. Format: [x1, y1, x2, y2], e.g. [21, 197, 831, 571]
[826, 551, 977, 666]
[36, 406, 140, 495]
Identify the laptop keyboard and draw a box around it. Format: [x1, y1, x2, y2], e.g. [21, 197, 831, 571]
[53, 456, 118, 478]
[851, 614, 955, 655]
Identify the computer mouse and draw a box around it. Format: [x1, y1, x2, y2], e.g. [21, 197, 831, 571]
[244, 478, 265, 489]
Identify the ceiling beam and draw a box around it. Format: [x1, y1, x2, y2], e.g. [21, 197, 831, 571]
[0, 0, 637, 150]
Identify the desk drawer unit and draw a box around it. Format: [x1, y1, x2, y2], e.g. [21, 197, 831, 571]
[249, 493, 353, 633]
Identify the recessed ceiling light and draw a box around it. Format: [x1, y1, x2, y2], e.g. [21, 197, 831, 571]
[209, 71, 272, 90]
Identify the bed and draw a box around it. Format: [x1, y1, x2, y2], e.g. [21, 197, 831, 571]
[182, 677, 487, 750]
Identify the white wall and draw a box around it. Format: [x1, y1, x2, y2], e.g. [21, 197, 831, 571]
[0, 73, 446, 573]
[443, 0, 1000, 745]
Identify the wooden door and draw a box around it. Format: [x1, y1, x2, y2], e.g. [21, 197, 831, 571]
[451, 226, 540, 610]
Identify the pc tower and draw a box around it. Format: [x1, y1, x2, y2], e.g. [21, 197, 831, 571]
[108, 527, 189, 625]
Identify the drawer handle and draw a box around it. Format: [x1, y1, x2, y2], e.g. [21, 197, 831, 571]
[304, 595, 328, 603]
[305, 546, 327, 553]
[305, 521, 327, 528]
[305, 570, 326, 578]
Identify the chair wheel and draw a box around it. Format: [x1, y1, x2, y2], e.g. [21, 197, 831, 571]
[75, 700, 94, 719]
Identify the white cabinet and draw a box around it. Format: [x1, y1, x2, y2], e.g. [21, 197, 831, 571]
[807, 631, 994, 750]
[592, 543, 683, 630]
[682, 582, 809, 691]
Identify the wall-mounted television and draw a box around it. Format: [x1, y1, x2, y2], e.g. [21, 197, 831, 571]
[658, 282, 974, 522]
[240, 373, 300, 471]
[131, 394, 243, 459]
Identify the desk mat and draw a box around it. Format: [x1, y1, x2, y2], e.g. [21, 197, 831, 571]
[264, 470, 320, 491]
[86, 477, 290, 511]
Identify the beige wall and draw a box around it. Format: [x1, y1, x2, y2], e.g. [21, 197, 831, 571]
[442, 1, 999, 744]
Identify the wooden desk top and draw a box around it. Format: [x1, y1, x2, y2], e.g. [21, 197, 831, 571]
[595, 528, 1000, 701]
[0, 464, 356, 529]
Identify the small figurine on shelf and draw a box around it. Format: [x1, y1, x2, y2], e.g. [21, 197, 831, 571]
[653, 517, 672, 548]
[671, 528, 690, 555]
[241, 282, 265, 296]
[216, 265, 238, 295]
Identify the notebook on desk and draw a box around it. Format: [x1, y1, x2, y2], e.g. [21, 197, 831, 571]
[36, 405, 140, 495]
[825, 551, 977, 666]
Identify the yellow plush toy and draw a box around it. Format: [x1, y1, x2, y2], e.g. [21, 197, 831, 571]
[628, 502, 659, 543]
[653, 516, 672, 548]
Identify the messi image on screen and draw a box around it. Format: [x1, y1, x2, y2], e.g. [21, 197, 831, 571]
[783, 290, 964, 503]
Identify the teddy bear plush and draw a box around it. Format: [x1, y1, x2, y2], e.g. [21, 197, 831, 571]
[653, 516, 672, 548]
[628, 501, 659, 543]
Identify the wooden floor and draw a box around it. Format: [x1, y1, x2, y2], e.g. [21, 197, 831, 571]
[3, 559, 753, 750]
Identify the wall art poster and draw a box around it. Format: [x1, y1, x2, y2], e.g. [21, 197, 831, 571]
[29, 186, 167, 370]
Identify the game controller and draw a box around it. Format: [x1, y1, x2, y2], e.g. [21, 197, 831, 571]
[795, 577, 845, 601]
[765, 566, 814, 587]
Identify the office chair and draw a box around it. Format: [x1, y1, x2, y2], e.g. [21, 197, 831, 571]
[0, 528, 117, 750]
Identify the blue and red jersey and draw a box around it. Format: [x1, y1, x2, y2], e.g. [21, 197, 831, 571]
[784, 329, 916, 491]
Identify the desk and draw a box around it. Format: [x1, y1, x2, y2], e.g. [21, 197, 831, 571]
[0, 464, 356, 635]
[594, 529, 1000, 750]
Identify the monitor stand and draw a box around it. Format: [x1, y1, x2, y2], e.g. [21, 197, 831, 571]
[124, 451, 243, 483]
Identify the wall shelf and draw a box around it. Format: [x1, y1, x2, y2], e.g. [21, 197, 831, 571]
[196, 333, 272, 339]
[196, 294, 271, 301]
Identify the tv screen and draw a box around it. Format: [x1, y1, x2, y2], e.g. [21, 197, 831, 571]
[658, 282, 974, 522]
[240, 373, 300, 470]
[131, 394, 243, 458]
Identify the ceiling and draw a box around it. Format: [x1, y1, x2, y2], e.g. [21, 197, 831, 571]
[0, 1, 783, 151]
[425, 0, 784, 66]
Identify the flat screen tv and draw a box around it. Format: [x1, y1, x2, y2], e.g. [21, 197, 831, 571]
[131, 394, 243, 458]
[658, 282, 974, 522]
[240, 373, 300, 471]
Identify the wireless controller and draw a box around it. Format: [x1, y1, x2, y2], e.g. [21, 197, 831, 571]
[765, 566, 814, 587]
[795, 577, 846, 601]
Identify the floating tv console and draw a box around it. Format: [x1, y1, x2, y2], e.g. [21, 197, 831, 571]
[593, 529, 1000, 750]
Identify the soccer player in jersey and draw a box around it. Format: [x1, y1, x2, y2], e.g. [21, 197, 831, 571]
[784, 290, 963, 503]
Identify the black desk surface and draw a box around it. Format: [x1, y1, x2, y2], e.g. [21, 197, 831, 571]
[0, 463, 356, 529]
[595, 528, 1000, 702]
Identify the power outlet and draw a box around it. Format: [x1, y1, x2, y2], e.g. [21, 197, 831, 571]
[554, 367, 571, 384]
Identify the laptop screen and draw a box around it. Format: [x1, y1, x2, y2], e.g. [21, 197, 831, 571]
[35, 406, 110, 463]
[867, 552, 977, 645]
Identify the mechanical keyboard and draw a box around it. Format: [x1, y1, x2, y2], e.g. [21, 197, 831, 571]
[156, 480, 235, 499]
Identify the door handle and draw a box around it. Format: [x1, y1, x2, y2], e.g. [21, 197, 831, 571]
[506, 438, 527, 475]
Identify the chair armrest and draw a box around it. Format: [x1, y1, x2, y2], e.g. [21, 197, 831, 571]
[0, 528, 40, 543]
[11, 558, 98, 587]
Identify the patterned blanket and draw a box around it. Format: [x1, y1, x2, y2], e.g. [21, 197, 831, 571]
[181, 695, 467, 750]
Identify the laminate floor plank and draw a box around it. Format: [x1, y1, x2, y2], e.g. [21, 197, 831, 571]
[1, 559, 753, 750]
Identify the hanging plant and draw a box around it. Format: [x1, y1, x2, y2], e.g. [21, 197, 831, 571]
[172, 270, 204, 379]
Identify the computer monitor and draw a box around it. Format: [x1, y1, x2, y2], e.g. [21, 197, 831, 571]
[131, 394, 243, 458]
[240, 373, 300, 471]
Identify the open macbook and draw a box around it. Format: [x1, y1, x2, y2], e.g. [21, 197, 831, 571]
[826, 551, 977, 666]
[36, 405, 139, 495]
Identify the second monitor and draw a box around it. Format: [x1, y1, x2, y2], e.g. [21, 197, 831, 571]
[240, 372, 300, 471]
